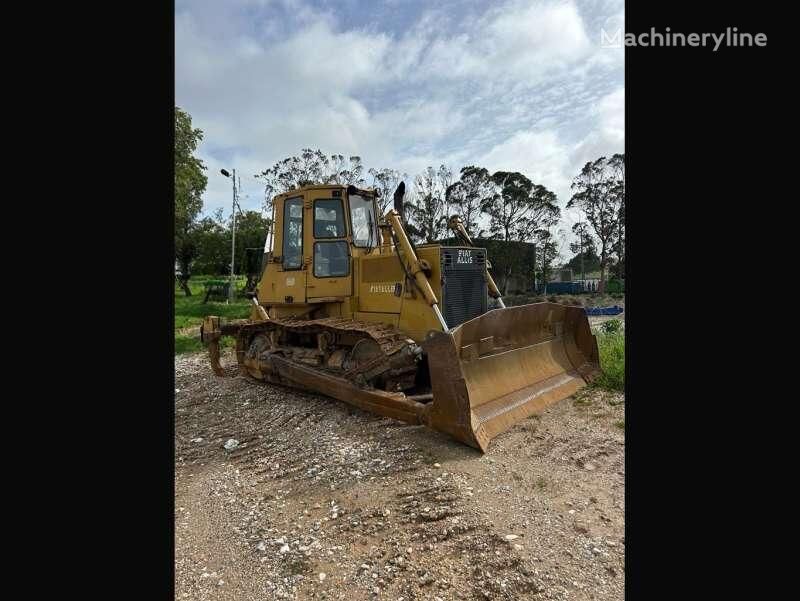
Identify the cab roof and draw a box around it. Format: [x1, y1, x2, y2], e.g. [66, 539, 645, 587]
[274, 183, 377, 201]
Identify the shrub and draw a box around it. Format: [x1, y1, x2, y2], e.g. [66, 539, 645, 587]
[594, 330, 624, 392]
[601, 319, 622, 334]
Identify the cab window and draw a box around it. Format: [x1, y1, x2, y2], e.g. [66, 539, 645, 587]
[282, 197, 303, 269]
[313, 241, 349, 277]
[314, 199, 346, 238]
[349, 193, 378, 248]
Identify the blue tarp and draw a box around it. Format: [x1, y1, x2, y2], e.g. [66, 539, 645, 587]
[584, 305, 624, 316]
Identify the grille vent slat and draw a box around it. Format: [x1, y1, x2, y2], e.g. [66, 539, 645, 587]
[440, 248, 488, 327]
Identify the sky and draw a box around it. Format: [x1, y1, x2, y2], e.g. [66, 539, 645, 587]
[176, 0, 624, 258]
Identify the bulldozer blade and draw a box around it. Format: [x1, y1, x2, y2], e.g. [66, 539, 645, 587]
[422, 302, 600, 452]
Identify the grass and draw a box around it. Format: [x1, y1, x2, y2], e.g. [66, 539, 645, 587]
[593, 329, 625, 392]
[174, 276, 250, 355]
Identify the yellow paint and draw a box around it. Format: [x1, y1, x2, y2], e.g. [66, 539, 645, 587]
[355, 312, 400, 327]
[256, 184, 454, 342]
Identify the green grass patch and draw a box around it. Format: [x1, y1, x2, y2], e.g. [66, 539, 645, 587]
[174, 334, 237, 355]
[174, 277, 250, 355]
[600, 319, 622, 334]
[175, 334, 204, 355]
[594, 330, 624, 392]
[615, 420, 625, 430]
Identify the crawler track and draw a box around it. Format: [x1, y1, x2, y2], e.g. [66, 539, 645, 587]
[233, 317, 424, 394]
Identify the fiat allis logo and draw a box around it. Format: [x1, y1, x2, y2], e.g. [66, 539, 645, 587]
[457, 249, 473, 264]
[369, 282, 403, 296]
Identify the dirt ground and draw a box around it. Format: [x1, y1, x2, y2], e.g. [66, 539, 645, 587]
[175, 350, 625, 601]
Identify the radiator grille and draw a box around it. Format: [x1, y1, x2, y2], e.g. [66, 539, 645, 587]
[441, 248, 488, 328]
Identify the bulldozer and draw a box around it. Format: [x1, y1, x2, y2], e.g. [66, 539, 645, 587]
[200, 182, 600, 452]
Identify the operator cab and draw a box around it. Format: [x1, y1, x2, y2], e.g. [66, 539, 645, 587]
[277, 184, 380, 272]
[262, 184, 380, 306]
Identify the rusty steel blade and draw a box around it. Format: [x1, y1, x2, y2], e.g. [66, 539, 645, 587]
[200, 303, 600, 453]
[422, 302, 600, 452]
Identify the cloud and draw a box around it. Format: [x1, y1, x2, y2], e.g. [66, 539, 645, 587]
[478, 84, 624, 204]
[176, 0, 624, 243]
[387, 0, 593, 85]
[475, 82, 624, 256]
[570, 85, 625, 173]
[479, 130, 573, 199]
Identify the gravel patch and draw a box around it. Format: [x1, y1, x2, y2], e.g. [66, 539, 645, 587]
[175, 350, 625, 600]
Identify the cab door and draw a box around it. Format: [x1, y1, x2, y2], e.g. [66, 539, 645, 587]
[305, 188, 352, 299]
[259, 194, 307, 304]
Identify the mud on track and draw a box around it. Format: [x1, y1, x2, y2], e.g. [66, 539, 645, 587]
[175, 350, 624, 601]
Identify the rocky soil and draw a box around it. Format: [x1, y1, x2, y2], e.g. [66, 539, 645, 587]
[175, 351, 624, 601]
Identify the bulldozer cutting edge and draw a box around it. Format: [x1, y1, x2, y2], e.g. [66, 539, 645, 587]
[199, 183, 601, 453]
[422, 303, 599, 451]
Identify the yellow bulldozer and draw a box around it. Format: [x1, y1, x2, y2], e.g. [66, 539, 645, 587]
[201, 182, 600, 452]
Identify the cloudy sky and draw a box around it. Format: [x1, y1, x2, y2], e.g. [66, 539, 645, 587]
[176, 0, 624, 254]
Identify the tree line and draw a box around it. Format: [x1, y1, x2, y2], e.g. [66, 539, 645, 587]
[174, 107, 270, 295]
[175, 107, 624, 295]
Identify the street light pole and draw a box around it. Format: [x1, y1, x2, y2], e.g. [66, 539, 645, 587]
[231, 169, 237, 303]
[221, 168, 237, 304]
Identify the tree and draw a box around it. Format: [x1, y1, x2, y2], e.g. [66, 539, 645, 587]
[484, 172, 560, 242]
[368, 167, 405, 215]
[437, 164, 454, 216]
[256, 149, 369, 208]
[611, 161, 625, 280]
[191, 215, 229, 276]
[565, 246, 600, 276]
[256, 148, 328, 206]
[483, 172, 560, 294]
[407, 166, 450, 243]
[233, 210, 270, 290]
[566, 154, 624, 293]
[569, 221, 597, 281]
[190, 209, 270, 281]
[535, 229, 560, 293]
[232, 210, 270, 267]
[327, 155, 365, 186]
[445, 165, 493, 238]
[174, 106, 208, 296]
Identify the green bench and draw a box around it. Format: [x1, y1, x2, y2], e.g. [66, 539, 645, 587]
[203, 279, 231, 303]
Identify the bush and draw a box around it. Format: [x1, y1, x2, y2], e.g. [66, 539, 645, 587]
[594, 329, 624, 392]
[601, 319, 622, 334]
